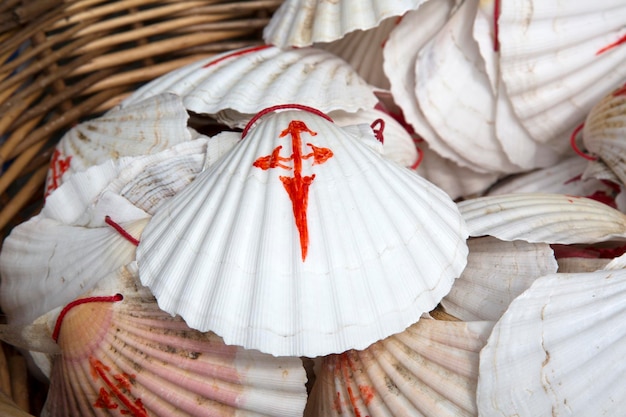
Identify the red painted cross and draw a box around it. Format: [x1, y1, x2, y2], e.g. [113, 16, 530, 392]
[253, 120, 333, 261]
[90, 357, 148, 417]
[45, 149, 72, 197]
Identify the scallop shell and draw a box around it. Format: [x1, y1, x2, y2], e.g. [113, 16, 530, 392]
[43, 265, 307, 417]
[583, 83, 626, 185]
[123, 46, 378, 129]
[487, 156, 618, 197]
[0, 140, 211, 327]
[498, 0, 626, 142]
[383, 0, 478, 171]
[415, 0, 521, 174]
[316, 16, 398, 90]
[329, 107, 418, 168]
[416, 141, 500, 200]
[458, 193, 626, 244]
[263, 0, 427, 47]
[45, 93, 195, 195]
[137, 108, 469, 357]
[441, 236, 557, 321]
[477, 268, 626, 416]
[304, 318, 494, 417]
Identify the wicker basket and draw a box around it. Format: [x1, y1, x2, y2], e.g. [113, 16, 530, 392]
[0, 1, 281, 414]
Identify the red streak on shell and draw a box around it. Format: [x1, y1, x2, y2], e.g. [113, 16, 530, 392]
[202, 44, 273, 68]
[90, 356, 148, 417]
[596, 32, 626, 55]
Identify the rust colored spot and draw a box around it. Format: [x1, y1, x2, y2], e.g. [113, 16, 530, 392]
[359, 385, 375, 406]
[45, 149, 72, 197]
[202, 44, 272, 68]
[90, 357, 148, 417]
[596, 33, 626, 55]
[253, 120, 333, 261]
[613, 82, 626, 96]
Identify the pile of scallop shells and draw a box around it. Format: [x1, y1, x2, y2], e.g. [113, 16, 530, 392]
[1, 0, 626, 415]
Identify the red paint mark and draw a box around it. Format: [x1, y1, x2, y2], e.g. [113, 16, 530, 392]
[359, 385, 375, 406]
[253, 120, 333, 261]
[410, 146, 425, 170]
[586, 190, 618, 208]
[570, 122, 597, 161]
[203, 44, 273, 68]
[90, 357, 148, 417]
[105, 216, 140, 246]
[332, 391, 343, 413]
[596, 33, 626, 55]
[52, 294, 123, 342]
[563, 174, 582, 185]
[45, 149, 73, 197]
[242, 104, 333, 139]
[493, 0, 501, 52]
[613, 82, 626, 96]
[370, 118, 385, 143]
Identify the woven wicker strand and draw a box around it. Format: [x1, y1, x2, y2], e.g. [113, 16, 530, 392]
[0, 0, 281, 241]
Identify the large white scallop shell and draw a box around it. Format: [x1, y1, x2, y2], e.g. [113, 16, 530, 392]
[441, 236, 557, 321]
[137, 109, 469, 357]
[123, 46, 378, 128]
[45, 93, 195, 194]
[583, 83, 626, 184]
[263, 0, 427, 47]
[304, 318, 494, 417]
[0, 140, 212, 327]
[498, 0, 626, 142]
[458, 193, 626, 244]
[477, 268, 626, 416]
[43, 266, 307, 417]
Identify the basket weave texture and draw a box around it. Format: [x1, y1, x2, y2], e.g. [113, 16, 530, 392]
[0, 0, 281, 242]
[0, 1, 280, 415]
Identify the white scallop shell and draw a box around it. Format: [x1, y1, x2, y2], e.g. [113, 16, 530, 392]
[304, 318, 494, 417]
[0, 140, 212, 327]
[583, 83, 626, 184]
[43, 266, 307, 417]
[441, 236, 557, 321]
[45, 93, 195, 194]
[416, 141, 500, 200]
[124, 46, 378, 128]
[263, 0, 427, 47]
[477, 268, 626, 416]
[329, 107, 418, 168]
[316, 16, 398, 90]
[487, 156, 617, 196]
[414, 0, 520, 174]
[458, 193, 626, 244]
[499, 0, 626, 142]
[137, 109, 469, 357]
[383, 0, 478, 172]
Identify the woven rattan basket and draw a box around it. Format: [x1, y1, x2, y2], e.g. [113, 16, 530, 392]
[0, 1, 281, 414]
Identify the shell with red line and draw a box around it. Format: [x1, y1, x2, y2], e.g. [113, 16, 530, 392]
[43, 267, 307, 417]
[136, 105, 469, 357]
[122, 45, 379, 129]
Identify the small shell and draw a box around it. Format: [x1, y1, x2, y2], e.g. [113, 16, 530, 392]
[43, 266, 307, 417]
[263, 0, 427, 47]
[499, 0, 626, 142]
[441, 236, 557, 321]
[458, 193, 626, 244]
[304, 318, 494, 417]
[477, 268, 626, 416]
[583, 83, 626, 184]
[46, 93, 195, 194]
[0, 141, 211, 326]
[124, 46, 378, 128]
[137, 108, 469, 357]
